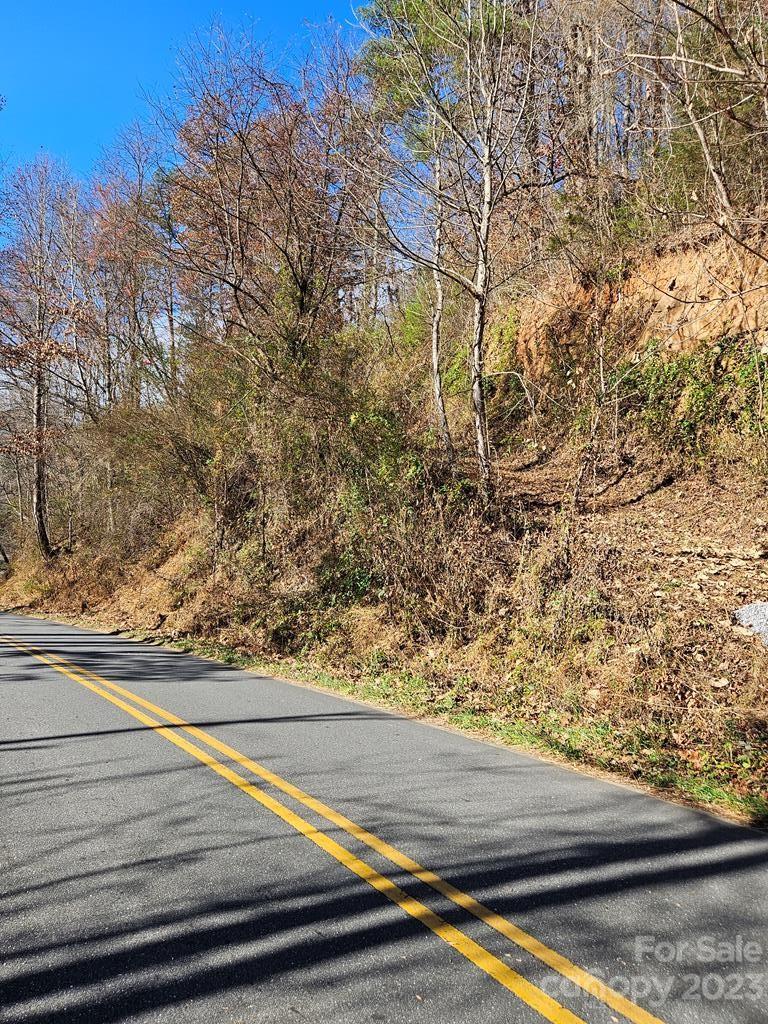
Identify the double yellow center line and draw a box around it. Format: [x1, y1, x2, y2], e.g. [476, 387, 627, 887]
[1, 634, 666, 1024]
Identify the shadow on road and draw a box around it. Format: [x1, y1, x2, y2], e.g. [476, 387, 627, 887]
[2, 620, 768, 1023]
[2, 769, 768, 1024]
[0, 710, 392, 749]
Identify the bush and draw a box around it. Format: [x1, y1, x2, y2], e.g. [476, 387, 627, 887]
[619, 337, 768, 462]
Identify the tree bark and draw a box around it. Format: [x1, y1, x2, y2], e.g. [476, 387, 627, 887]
[106, 459, 116, 536]
[31, 365, 53, 559]
[471, 290, 492, 501]
[431, 270, 453, 463]
[15, 460, 25, 525]
[431, 151, 453, 463]
[472, 124, 494, 503]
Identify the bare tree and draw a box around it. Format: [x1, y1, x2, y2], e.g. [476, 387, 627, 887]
[623, 0, 768, 239]
[154, 33, 356, 388]
[0, 159, 76, 557]
[352, 0, 553, 499]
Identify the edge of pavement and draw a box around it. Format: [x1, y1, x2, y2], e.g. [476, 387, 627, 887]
[2, 603, 766, 835]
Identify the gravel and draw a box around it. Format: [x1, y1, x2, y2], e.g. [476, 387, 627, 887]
[733, 601, 768, 646]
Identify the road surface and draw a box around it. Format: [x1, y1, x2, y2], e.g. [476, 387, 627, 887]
[1, 612, 766, 1024]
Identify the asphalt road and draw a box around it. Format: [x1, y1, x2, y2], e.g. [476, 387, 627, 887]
[1, 613, 767, 1024]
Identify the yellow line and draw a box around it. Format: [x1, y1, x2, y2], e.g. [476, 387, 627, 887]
[1, 635, 667, 1024]
[1, 635, 584, 1024]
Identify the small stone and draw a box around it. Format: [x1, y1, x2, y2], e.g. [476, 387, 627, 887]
[733, 602, 768, 647]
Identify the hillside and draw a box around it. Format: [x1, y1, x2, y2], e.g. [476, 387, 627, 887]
[5, 233, 768, 824]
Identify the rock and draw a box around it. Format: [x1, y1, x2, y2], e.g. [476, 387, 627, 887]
[733, 602, 768, 646]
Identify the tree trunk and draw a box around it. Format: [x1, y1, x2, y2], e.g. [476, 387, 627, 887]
[167, 280, 179, 400]
[431, 271, 453, 463]
[15, 460, 25, 525]
[106, 459, 116, 536]
[471, 290, 492, 501]
[431, 151, 453, 463]
[472, 128, 494, 503]
[32, 366, 53, 559]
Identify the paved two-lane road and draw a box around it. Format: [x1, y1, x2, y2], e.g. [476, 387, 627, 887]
[1, 612, 767, 1024]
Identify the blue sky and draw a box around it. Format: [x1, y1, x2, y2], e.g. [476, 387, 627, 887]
[1, 1, 354, 177]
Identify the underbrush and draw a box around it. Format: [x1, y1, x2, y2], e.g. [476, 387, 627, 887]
[612, 335, 768, 469]
[4, 330, 768, 826]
